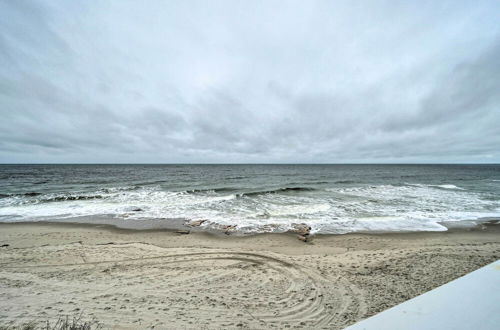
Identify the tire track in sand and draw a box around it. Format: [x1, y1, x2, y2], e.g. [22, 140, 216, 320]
[1, 245, 361, 328]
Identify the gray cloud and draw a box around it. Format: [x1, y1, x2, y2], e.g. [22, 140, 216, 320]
[1, 0, 499, 163]
[384, 41, 500, 131]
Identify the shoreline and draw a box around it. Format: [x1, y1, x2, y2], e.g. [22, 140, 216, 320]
[0, 215, 498, 238]
[0, 221, 499, 329]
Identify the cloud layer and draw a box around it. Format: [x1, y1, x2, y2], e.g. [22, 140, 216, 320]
[1, 0, 499, 163]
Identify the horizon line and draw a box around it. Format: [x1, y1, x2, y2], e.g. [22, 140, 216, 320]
[1, 163, 499, 166]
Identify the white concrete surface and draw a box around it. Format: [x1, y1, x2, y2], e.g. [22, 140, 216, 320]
[345, 260, 500, 330]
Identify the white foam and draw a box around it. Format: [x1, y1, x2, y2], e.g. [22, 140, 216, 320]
[403, 183, 464, 190]
[313, 217, 449, 234]
[265, 203, 331, 217]
[1, 183, 499, 234]
[432, 184, 464, 190]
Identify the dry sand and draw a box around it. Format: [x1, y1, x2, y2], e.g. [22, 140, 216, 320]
[0, 221, 499, 329]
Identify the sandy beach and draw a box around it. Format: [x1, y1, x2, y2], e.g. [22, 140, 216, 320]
[0, 222, 498, 329]
[2, 0, 500, 327]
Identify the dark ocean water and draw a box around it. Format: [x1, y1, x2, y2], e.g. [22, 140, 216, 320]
[1, 164, 499, 234]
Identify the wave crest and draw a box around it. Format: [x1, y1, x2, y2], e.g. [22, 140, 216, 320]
[242, 187, 317, 197]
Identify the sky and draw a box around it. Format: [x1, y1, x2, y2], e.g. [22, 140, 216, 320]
[0, 0, 499, 163]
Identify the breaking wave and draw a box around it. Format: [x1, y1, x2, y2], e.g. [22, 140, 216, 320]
[185, 186, 318, 197]
[1, 175, 499, 234]
[242, 187, 317, 197]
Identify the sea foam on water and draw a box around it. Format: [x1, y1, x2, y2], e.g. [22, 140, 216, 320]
[1, 165, 499, 234]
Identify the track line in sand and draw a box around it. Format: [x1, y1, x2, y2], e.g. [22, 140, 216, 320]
[0, 243, 360, 328]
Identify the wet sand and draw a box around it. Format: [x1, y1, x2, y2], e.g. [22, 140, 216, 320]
[0, 221, 499, 329]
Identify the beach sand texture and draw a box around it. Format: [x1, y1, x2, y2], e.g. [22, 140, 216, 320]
[0, 222, 499, 329]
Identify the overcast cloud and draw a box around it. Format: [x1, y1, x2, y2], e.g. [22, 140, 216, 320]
[1, 0, 499, 163]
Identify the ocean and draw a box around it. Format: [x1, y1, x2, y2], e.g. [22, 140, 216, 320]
[1, 164, 499, 234]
